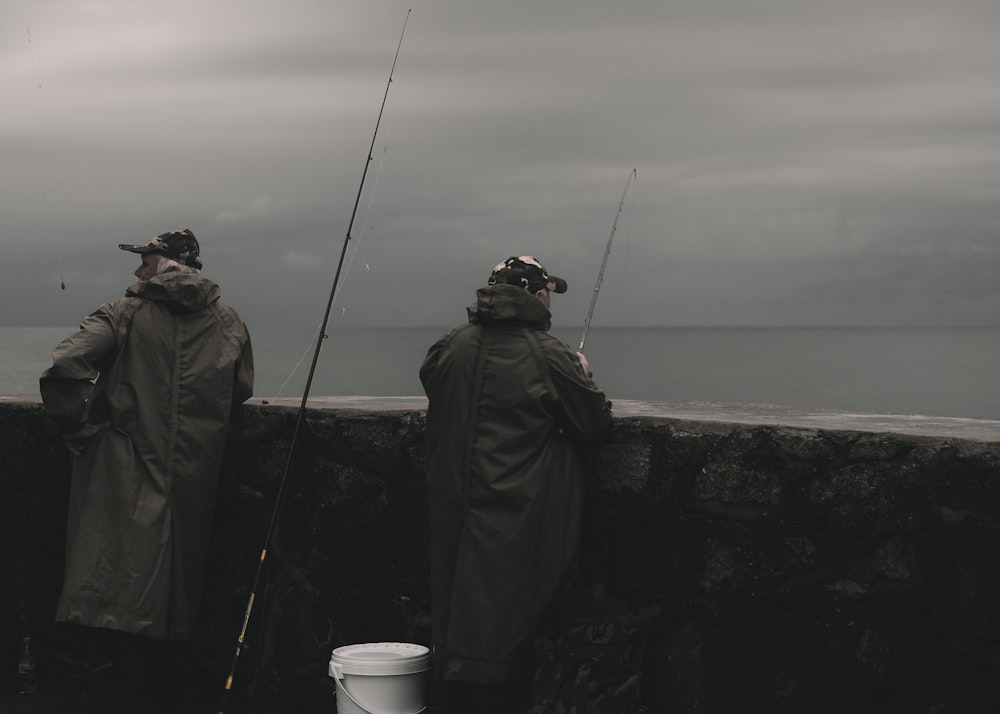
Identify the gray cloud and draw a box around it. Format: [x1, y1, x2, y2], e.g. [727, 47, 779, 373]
[3, 0, 999, 330]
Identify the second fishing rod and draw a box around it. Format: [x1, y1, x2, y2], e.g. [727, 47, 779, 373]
[579, 168, 636, 352]
[217, 10, 412, 713]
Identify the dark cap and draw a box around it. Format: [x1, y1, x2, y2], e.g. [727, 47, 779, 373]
[119, 229, 202, 269]
[488, 256, 567, 294]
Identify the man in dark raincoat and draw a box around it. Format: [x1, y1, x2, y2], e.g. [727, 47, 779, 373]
[40, 229, 253, 711]
[420, 256, 613, 713]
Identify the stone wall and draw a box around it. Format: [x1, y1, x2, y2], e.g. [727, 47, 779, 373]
[2, 397, 999, 713]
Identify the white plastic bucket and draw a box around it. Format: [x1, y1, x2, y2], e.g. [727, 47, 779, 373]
[328, 642, 431, 714]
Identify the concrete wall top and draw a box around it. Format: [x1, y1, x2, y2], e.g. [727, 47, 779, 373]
[264, 396, 1000, 443]
[5, 395, 997, 443]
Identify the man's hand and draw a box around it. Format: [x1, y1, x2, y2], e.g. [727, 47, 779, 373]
[576, 352, 593, 378]
[62, 421, 110, 457]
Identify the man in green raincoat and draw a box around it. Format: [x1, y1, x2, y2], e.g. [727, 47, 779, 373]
[420, 256, 613, 713]
[40, 229, 253, 711]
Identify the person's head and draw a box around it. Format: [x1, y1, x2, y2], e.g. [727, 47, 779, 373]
[488, 256, 567, 309]
[119, 229, 202, 281]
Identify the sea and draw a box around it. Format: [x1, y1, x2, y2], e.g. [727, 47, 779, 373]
[5, 325, 999, 420]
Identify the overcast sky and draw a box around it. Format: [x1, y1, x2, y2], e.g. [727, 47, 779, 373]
[4, 0, 1000, 329]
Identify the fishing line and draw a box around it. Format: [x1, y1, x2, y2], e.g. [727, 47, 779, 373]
[217, 10, 412, 713]
[26, 25, 62, 290]
[27, 25, 42, 88]
[335, 142, 392, 312]
[267, 46, 397, 395]
[334, 69, 398, 312]
[269, 144, 392, 399]
[268, 325, 323, 401]
[37, 189, 65, 290]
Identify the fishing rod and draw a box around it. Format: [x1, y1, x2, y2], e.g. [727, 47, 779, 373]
[217, 10, 412, 712]
[579, 168, 636, 352]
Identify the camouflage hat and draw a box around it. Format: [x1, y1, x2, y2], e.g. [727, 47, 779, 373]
[488, 256, 567, 294]
[119, 229, 202, 269]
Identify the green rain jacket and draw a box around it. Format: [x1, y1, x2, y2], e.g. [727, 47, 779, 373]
[40, 272, 253, 640]
[419, 284, 613, 684]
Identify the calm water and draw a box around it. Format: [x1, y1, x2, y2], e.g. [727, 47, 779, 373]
[7, 325, 999, 419]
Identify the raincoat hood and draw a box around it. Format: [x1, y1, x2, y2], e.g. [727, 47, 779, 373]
[126, 271, 221, 313]
[467, 283, 552, 330]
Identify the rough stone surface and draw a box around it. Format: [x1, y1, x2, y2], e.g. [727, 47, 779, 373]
[2, 396, 999, 713]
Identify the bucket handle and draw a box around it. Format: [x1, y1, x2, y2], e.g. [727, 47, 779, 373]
[330, 662, 427, 714]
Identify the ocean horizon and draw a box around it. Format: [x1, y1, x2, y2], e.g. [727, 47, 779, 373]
[6, 325, 999, 421]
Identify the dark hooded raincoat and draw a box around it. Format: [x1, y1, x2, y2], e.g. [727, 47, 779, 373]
[419, 284, 613, 684]
[40, 271, 253, 640]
